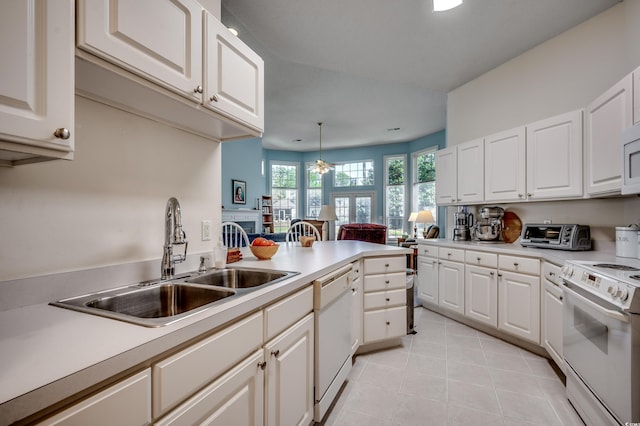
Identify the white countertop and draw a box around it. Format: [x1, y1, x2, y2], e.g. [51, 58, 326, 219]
[0, 241, 409, 424]
[415, 238, 621, 265]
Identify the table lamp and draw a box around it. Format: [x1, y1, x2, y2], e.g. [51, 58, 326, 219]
[408, 212, 419, 238]
[416, 210, 435, 238]
[317, 205, 338, 240]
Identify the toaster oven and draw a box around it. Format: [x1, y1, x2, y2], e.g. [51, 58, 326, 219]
[520, 224, 591, 251]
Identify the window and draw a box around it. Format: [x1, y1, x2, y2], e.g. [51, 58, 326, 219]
[412, 148, 437, 226]
[306, 166, 322, 218]
[384, 155, 406, 239]
[334, 160, 374, 187]
[331, 192, 376, 237]
[271, 162, 299, 232]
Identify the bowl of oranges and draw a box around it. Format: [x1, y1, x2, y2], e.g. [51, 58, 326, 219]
[249, 237, 279, 260]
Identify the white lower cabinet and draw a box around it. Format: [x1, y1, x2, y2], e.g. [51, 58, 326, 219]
[417, 250, 438, 306]
[438, 248, 465, 315]
[542, 262, 564, 372]
[264, 313, 314, 426]
[498, 269, 541, 344]
[362, 256, 407, 343]
[465, 265, 498, 327]
[37, 369, 151, 426]
[155, 350, 264, 426]
[351, 260, 363, 355]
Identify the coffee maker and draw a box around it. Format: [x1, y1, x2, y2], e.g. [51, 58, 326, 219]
[453, 207, 474, 241]
[473, 206, 504, 241]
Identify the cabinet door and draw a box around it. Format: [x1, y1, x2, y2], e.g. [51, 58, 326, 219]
[585, 74, 633, 195]
[351, 262, 363, 355]
[435, 147, 457, 205]
[204, 13, 264, 131]
[0, 0, 74, 165]
[526, 110, 583, 200]
[438, 260, 464, 315]
[77, 0, 203, 102]
[264, 313, 314, 426]
[465, 265, 497, 327]
[155, 351, 264, 426]
[484, 126, 526, 202]
[38, 369, 151, 426]
[417, 255, 438, 306]
[542, 280, 564, 373]
[457, 139, 485, 203]
[498, 271, 540, 344]
[634, 67, 640, 125]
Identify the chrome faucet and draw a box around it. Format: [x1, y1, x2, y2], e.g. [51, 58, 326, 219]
[161, 197, 188, 280]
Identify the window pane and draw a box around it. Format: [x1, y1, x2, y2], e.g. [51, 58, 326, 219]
[387, 157, 405, 185]
[307, 188, 321, 218]
[416, 152, 436, 183]
[334, 161, 374, 187]
[386, 186, 404, 237]
[308, 170, 322, 188]
[355, 197, 371, 223]
[334, 196, 350, 235]
[272, 164, 297, 188]
[413, 181, 437, 221]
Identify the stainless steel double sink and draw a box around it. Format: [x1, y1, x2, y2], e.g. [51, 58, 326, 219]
[50, 268, 298, 327]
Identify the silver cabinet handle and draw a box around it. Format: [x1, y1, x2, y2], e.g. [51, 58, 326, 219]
[194, 85, 203, 94]
[385, 263, 390, 267]
[518, 193, 524, 198]
[490, 271, 495, 276]
[54, 128, 70, 139]
[513, 262, 519, 268]
[385, 321, 390, 325]
[210, 94, 219, 102]
[258, 361, 266, 370]
[271, 350, 280, 357]
[385, 280, 390, 284]
[527, 193, 533, 197]
[385, 297, 390, 302]
[477, 257, 481, 262]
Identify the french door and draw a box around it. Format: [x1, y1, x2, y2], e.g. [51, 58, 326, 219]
[331, 192, 376, 237]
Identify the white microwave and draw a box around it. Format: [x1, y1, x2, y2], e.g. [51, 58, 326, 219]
[622, 122, 640, 195]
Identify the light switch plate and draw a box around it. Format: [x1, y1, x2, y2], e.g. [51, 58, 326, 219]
[201, 220, 212, 241]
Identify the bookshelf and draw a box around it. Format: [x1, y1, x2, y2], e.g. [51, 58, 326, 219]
[261, 195, 274, 233]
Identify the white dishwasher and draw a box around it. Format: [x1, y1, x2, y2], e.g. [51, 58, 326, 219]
[313, 264, 353, 422]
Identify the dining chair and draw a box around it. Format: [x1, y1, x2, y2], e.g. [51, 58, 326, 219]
[221, 222, 251, 248]
[286, 221, 321, 242]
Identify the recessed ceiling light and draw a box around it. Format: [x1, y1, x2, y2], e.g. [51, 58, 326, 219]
[387, 127, 401, 131]
[433, 0, 462, 12]
[292, 138, 303, 143]
[228, 27, 239, 36]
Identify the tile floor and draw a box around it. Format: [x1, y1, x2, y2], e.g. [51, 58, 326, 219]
[324, 307, 584, 426]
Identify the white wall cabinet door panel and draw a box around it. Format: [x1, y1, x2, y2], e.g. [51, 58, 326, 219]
[0, 0, 74, 166]
[484, 126, 526, 202]
[634, 67, 640, 125]
[438, 260, 464, 315]
[435, 147, 457, 205]
[465, 265, 498, 328]
[526, 110, 583, 200]
[204, 13, 264, 131]
[498, 271, 540, 344]
[264, 313, 314, 426]
[585, 74, 633, 195]
[417, 255, 438, 306]
[77, 0, 203, 102]
[457, 139, 485, 203]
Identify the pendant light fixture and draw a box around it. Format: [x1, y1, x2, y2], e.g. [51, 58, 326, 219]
[309, 122, 334, 175]
[433, 0, 462, 12]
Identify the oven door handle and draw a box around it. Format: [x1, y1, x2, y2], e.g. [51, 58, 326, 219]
[564, 284, 629, 324]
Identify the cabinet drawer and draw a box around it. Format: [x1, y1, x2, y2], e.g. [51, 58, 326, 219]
[499, 255, 540, 275]
[265, 285, 313, 341]
[438, 247, 465, 263]
[364, 272, 406, 292]
[465, 250, 498, 268]
[542, 261, 563, 286]
[363, 256, 405, 274]
[153, 311, 263, 417]
[38, 369, 151, 426]
[418, 245, 438, 258]
[364, 289, 406, 310]
[363, 306, 406, 343]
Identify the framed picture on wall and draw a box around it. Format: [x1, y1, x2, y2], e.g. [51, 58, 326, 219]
[232, 179, 246, 204]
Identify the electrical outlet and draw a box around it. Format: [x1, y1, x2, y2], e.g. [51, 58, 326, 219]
[201, 220, 212, 241]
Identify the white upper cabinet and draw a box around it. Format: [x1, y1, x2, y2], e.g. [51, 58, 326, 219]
[634, 67, 640, 125]
[0, 0, 74, 166]
[77, 0, 203, 102]
[484, 126, 526, 202]
[435, 147, 457, 205]
[457, 139, 485, 203]
[526, 110, 583, 200]
[585, 74, 633, 195]
[204, 13, 264, 131]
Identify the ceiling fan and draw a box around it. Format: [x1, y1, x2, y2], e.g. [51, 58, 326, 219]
[309, 122, 335, 175]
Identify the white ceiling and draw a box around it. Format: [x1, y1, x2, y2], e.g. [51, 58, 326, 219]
[221, 0, 620, 151]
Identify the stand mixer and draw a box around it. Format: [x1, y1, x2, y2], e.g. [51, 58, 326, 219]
[453, 207, 474, 241]
[473, 206, 504, 241]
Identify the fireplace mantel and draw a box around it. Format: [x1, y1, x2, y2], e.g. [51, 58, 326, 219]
[221, 209, 261, 233]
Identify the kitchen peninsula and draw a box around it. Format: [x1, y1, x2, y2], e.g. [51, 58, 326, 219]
[0, 241, 409, 425]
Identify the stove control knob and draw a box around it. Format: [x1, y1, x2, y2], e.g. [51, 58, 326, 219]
[607, 284, 618, 297]
[617, 286, 629, 301]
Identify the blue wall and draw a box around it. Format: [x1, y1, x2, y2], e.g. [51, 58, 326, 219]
[222, 130, 446, 230]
